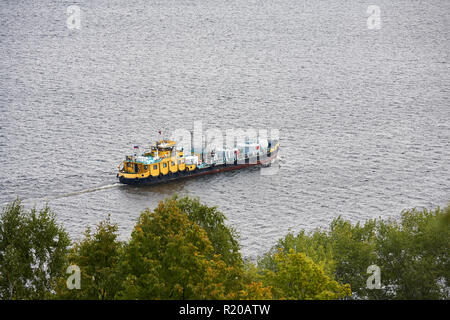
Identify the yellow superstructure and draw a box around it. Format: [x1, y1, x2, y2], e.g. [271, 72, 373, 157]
[118, 140, 195, 180]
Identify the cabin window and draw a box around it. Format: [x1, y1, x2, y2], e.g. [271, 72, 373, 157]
[144, 165, 148, 170]
[171, 162, 175, 166]
[163, 163, 167, 168]
[153, 165, 158, 170]
[127, 163, 132, 167]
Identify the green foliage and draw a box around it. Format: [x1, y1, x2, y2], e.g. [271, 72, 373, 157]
[259, 206, 449, 299]
[258, 229, 335, 276]
[261, 249, 351, 299]
[54, 215, 123, 299]
[174, 196, 242, 267]
[117, 197, 245, 299]
[2, 197, 448, 300]
[328, 217, 378, 299]
[374, 206, 449, 299]
[257, 219, 376, 299]
[0, 199, 70, 299]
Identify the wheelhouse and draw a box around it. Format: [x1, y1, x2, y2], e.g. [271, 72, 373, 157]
[118, 139, 192, 179]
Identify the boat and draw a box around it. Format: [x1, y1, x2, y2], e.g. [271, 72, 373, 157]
[117, 138, 279, 186]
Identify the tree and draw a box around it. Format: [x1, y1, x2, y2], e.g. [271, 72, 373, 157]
[117, 197, 245, 299]
[260, 249, 351, 300]
[54, 215, 123, 299]
[258, 217, 376, 299]
[258, 205, 449, 299]
[258, 229, 335, 277]
[374, 206, 449, 299]
[174, 196, 242, 266]
[238, 260, 273, 299]
[327, 217, 378, 299]
[0, 199, 70, 299]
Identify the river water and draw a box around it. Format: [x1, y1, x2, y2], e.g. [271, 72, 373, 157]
[1, 0, 449, 258]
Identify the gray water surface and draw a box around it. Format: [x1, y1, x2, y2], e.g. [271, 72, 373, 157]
[1, 0, 449, 258]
